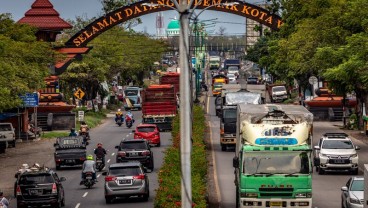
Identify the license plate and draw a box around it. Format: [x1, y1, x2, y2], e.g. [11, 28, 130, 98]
[270, 201, 282, 207]
[66, 159, 74, 163]
[29, 189, 43, 195]
[86, 176, 92, 179]
[96, 160, 102, 163]
[119, 179, 131, 184]
[334, 159, 344, 163]
[130, 152, 138, 156]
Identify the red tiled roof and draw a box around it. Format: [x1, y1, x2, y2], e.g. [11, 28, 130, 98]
[17, 0, 72, 30]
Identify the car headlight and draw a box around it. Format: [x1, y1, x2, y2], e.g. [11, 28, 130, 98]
[319, 153, 328, 158]
[350, 197, 361, 204]
[350, 154, 358, 158]
[295, 193, 312, 198]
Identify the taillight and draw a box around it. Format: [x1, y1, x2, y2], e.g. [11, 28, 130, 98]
[137, 97, 141, 103]
[16, 185, 22, 196]
[118, 152, 126, 157]
[105, 176, 116, 182]
[142, 150, 151, 156]
[133, 174, 145, 180]
[51, 183, 57, 194]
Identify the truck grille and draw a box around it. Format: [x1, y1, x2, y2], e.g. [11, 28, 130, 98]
[259, 188, 294, 192]
[259, 188, 293, 197]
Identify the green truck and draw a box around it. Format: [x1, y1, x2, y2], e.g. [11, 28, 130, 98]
[209, 56, 221, 70]
[233, 104, 313, 208]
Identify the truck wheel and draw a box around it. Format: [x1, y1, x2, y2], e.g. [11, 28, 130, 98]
[235, 188, 240, 208]
[221, 145, 226, 151]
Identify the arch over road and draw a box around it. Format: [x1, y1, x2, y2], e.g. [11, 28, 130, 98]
[65, 0, 283, 47]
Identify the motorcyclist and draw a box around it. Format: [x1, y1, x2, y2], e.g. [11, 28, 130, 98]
[94, 143, 107, 166]
[0, 191, 9, 208]
[115, 109, 124, 123]
[80, 155, 97, 185]
[125, 110, 135, 123]
[79, 121, 90, 139]
[69, 128, 77, 136]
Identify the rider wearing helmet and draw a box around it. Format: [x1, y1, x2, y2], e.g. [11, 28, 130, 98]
[0, 190, 9, 208]
[69, 128, 77, 136]
[79, 121, 90, 139]
[126, 110, 135, 123]
[80, 154, 97, 185]
[94, 143, 107, 165]
[115, 109, 124, 123]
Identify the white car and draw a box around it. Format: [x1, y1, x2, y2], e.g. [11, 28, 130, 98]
[341, 177, 363, 208]
[227, 74, 237, 84]
[314, 133, 360, 175]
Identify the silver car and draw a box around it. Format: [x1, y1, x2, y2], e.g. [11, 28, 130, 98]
[103, 162, 149, 204]
[341, 177, 364, 208]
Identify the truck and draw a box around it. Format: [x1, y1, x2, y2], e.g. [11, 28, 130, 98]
[212, 74, 229, 96]
[160, 72, 180, 94]
[219, 91, 262, 151]
[209, 56, 221, 70]
[224, 59, 241, 71]
[141, 84, 177, 131]
[267, 84, 288, 103]
[54, 136, 87, 170]
[233, 104, 313, 208]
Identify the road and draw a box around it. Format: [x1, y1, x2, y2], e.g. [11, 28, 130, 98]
[15, 111, 171, 208]
[206, 75, 368, 208]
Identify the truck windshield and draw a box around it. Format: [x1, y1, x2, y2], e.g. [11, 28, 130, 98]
[223, 109, 237, 123]
[272, 86, 286, 92]
[242, 151, 310, 175]
[214, 83, 223, 88]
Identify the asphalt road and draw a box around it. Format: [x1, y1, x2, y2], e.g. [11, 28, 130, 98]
[24, 111, 171, 208]
[206, 82, 368, 208]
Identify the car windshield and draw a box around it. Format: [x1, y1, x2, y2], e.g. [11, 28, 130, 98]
[351, 180, 364, 191]
[121, 142, 147, 149]
[109, 166, 142, 176]
[223, 109, 237, 122]
[137, 127, 156, 132]
[19, 174, 54, 184]
[125, 89, 138, 96]
[322, 140, 353, 149]
[272, 86, 286, 92]
[242, 151, 310, 174]
[0, 124, 12, 131]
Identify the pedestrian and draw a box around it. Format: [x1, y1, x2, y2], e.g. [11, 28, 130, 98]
[0, 191, 9, 208]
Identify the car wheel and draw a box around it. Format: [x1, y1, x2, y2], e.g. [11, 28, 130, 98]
[318, 168, 325, 175]
[157, 141, 161, 147]
[61, 196, 65, 207]
[17, 203, 27, 208]
[150, 157, 154, 171]
[10, 140, 16, 148]
[221, 145, 226, 152]
[341, 199, 344, 208]
[56, 164, 61, 170]
[0, 148, 5, 154]
[235, 187, 240, 208]
[105, 196, 114, 204]
[142, 190, 150, 201]
[352, 168, 359, 175]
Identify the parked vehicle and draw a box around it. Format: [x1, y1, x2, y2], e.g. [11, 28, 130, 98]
[267, 84, 288, 103]
[54, 136, 87, 170]
[314, 133, 359, 175]
[133, 124, 161, 147]
[341, 176, 363, 208]
[115, 139, 154, 171]
[0, 123, 16, 153]
[83, 172, 95, 189]
[233, 104, 314, 208]
[103, 162, 149, 204]
[141, 84, 177, 131]
[123, 86, 142, 111]
[15, 165, 66, 208]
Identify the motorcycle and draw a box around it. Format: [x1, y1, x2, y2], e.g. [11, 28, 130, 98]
[116, 115, 123, 127]
[96, 157, 104, 171]
[125, 116, 133, 128]
[29, 124, 42, 137]
[83, 172, 95, 189]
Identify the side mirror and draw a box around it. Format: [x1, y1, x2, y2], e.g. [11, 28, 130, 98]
[314, 146, 320, 150]
[115, 145, 119, 149]
[132, 130, 136, 133]
[233, 156, 239, 168]
[341, 186, 348, 192]
[355, 146, 360, 150]
[102, 172, 107, 176]
[59, 177, 66, 182]
[53, 143, 58, 147]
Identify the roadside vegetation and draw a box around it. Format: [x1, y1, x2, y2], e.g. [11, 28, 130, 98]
[155, 105, 207, 208]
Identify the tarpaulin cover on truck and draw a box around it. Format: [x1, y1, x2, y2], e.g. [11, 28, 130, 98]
[225, 92, 262, 105]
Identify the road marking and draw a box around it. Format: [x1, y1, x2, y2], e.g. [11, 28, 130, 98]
[75, 203, 81, 208]
[107, 159, 111, 163]
[82, 192, 88, 197]
[97, 174, 100, 178]
[206, 93, 210, 114]
[208, 121, 221, 203]
[126, 134, 129, 137]
[111, 152, 115, 156]
[129, 132, 132, 135]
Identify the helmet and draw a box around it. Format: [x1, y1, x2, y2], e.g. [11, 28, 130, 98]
[81, 121, 86, 125]
[97, 143, 102, 147]
[118, 109, 121, 112]
[87, 155, 93, 160]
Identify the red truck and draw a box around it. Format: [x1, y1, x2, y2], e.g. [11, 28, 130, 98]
[141, 84, 177, 131]
[160, 72, 180, 94]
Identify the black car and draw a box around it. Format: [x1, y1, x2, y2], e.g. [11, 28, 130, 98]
[54, 136, 87, 170]
[15, 166, 66, 208]
[115, 139, 154, 171]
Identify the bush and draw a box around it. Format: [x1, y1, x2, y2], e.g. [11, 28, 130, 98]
[154, 105, 207, 208]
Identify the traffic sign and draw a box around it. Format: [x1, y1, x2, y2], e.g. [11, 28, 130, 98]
[74, 88, 85, 99]
[78, 111, 84, 121]
[20, 93, 39, 107]
[308, 76, 318, 85]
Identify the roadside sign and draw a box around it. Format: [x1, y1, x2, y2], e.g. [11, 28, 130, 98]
[308, 76, 318, 85]
[78, 111, 84, 121]
[74, 88, 85, 99]
[20, 93, 39, 107]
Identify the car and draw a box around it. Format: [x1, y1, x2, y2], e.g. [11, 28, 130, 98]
[227, 74, 237, 84]
[133, 124, 161, 147]
[341, 177, 364, 208]
[53, 136, 87, 170]
[15, 165, 66, 208]
[313, 133, 360, 175]
[0, 123, 16, 153]
[103, 162, 149, 204]
[123, 86, 142, 111]
[115, 139, 154, 171]
[247, 77, 259, 84]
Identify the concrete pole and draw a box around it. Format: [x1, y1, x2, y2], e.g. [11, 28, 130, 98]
[178, 3, 192, 208]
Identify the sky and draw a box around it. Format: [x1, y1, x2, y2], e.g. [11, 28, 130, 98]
[0, 0, 263, 36]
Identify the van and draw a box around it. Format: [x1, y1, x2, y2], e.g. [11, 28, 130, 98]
[0, 123, 16, 153]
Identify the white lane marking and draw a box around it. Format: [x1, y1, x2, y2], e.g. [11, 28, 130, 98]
[126, 134, 129, 137]
[75, 203, 81, 208]
[111, 152, 115, 156]
[82, 192, 88, 197]
[107, 159, 111, 163]
[97, 174, 101, 178]
[208, 121, 221, 203]
[206, 93, 210, 114]
[129, 132, 132, 135]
